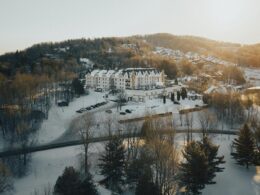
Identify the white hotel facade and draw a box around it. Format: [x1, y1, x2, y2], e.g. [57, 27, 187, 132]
[85, 68, 166, 91]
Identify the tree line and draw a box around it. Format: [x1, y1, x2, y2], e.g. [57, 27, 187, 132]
[51, 114, 225, 195]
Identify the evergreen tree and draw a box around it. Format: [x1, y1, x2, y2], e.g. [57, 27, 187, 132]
[54, 167, 81, 195]
[177, 91, 181, 101]
[79, 173, 98, 195]
[55, 167, 98, 195]
[126, 147, 153, 185]
[181, 87, 187, 100]
[171, 92, 175, 102]
[72, 78, 85, 95]
[135, 167, 160, 195]
[200, 137, 225, 184]
[180, 141, 209, 194]
[99, 136, 125, 192]
[232, 124, 256, 169]
[180, 138, 224, 194]
[174, 78, 178, 85]
[126, 158, 143, 184]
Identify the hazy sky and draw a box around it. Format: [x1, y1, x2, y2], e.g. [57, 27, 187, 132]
[1, 0, 260, 54]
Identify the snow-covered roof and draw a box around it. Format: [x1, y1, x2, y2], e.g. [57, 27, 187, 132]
[98, 70, 107, 77]
[90, 69, 100, 76]
[204, 85, 237, 94]
[246, 86, 260, 90]
[88, 68, 163, 79]
[106, 70, 115, 77]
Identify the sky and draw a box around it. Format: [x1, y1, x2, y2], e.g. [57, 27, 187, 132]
[0, 0, 260, 54]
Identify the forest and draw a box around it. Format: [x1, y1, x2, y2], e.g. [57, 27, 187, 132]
[0, 33, 260, 80]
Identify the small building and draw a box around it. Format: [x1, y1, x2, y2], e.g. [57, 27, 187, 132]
[125, 86, 181, 102]
[187, 91, 203, 100]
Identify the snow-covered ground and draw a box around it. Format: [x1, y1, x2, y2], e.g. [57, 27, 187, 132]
[11, 143, 106, 195]
[244, 68, 260, 86]
[36, 90, 110, 144]
[202, 135, 260, 195]
[87, 97, 206, 137]
[10, 134, 260, 195]
[99, 98, 204, 122]
[4, 90, 259, 194]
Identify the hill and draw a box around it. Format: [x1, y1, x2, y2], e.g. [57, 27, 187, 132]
[0, 33, 259, 79]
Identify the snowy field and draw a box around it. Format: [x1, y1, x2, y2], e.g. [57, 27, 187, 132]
[10, 143, 105, 195]
[202, 135, 260, 195]
[3, 90, 259, 194]
[9, 134, 260, 195]
[36, 90, 111, 144]
[35, 91, 207, 142]
[77, 97, 208, 138]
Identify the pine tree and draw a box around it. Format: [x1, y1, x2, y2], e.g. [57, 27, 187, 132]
[232, 124, 256, 169]
[79, 173, 98, 195]
[177, 91, 181, 101]
[181, 87, 187, 100]
[54, 167, 81, 195]
[171, 92, 175, 102]
[200, 137, 225, 184]
[99, 136, 125, 192]
[135, 167, 160, 195]
[55, 167, 98, 195]
[180, 141, 209, 194]
[180, 138, 224, 194]
[71, 78, 85, 95]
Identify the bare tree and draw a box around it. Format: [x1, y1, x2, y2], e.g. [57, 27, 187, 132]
[185, 112, 194, 142]
[141, 115, 178, 195]
[32, 183, 53, 195]
[72, 113, 95, 173]
[144, 118, 179, 195]
[198, 110, 217, 138]
[124, 122, 141, 162]
[117, 89, 127, 111]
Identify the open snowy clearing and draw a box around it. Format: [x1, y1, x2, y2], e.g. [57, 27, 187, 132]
[36, 90, 110, 144]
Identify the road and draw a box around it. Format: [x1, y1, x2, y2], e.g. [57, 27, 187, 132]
[0, 129, 238, 158]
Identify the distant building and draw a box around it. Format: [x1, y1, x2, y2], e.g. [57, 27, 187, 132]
[125, 86, 181, 102]
[85, 68, 166, 90]
[204, 85, 239, 95]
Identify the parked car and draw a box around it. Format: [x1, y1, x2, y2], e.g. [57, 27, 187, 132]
[95, 88, 103, 92]
[57, 100, 69, 107]
[174, 101, 180, 105]
[105, 110, 112, 114]
[76, 108, 87, 113]
[86, 107, 92, 110]
[76, 110, 83, 113]
[120, 112, 126, 115]
[125, 109, 132, 113]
